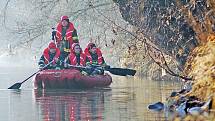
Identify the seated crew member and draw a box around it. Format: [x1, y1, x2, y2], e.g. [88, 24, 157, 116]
[38, 42, 61, 69]
[64, 43, 87, 68]
[84, 43, 107, 75]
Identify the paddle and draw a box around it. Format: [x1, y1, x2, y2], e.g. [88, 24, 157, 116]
[105, 67, 136, 76]
[68, 64, 136, 76]
[88, 64, 136, 76]
[8, 60, 54, 89]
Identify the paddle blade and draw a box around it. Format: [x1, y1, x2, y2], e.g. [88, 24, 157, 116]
[8, 83, 22, 89]
[107, 68, 136, 76]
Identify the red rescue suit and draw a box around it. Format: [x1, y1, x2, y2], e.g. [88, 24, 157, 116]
[43, 47, 60, 64]
[84, 48, 103, 65]
[56, 22, 75, 51]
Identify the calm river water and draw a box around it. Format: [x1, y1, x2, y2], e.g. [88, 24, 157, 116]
[0, 66, 181, 121]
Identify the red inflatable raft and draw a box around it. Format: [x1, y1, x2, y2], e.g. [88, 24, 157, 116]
[33, 69, 112, 89]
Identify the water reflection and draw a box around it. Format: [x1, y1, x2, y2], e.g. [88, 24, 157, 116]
[32, 76, 182, 121]
[34, 89, 110, 121]
[0, 66, 183, 121]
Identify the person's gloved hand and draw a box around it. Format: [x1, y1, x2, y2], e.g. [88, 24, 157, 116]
[64, 63, 69, 68]
[101, 63, 108, 67]
[86, 62, 91, 66]
[49, 63, 56, 69]
[104, 65, 110, 70]
[81, 71, 88, 75]
[92, 61, 98, 65]
[54, 57, 59, 63]
[52, 58, 58, 66]
[39, 65, 44, 70]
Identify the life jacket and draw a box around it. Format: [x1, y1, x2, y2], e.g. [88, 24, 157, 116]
[84, 48, 103, 65]
[69, 53, 86, 66]
[69, 43, 86, 66]
[56, 22, 75, 49]
[43, 48, 60, 64]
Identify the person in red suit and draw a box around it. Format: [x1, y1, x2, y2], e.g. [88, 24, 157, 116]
[55, 15, 79, 61]
[84, 43, 107, 75]
[84, 43, 106, 66]
[64, 43, 87, 67]
[38, 42, 61, 69]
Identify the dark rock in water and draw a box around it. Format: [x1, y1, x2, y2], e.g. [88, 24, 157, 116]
[178, 89, 187, 94]
[170, 91, 178, 97]
[170, 89, 188, 98]
[187, 107, 203, 115]
[187, 98, 212, 115]
[166, 92, 212, 117]
[148, 102, 164, 111]
[175, 101, 186, 117]
[170, 89, 189, 97]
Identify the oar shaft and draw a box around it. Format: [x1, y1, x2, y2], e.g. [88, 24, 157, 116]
[21, 60, 54, 84]
[21, 71, 40, 84]
[68, 64, 136, 76]
[68, 64, 87, 69]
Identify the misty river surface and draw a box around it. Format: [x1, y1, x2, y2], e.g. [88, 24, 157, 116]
[0, 66, 182, 121]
